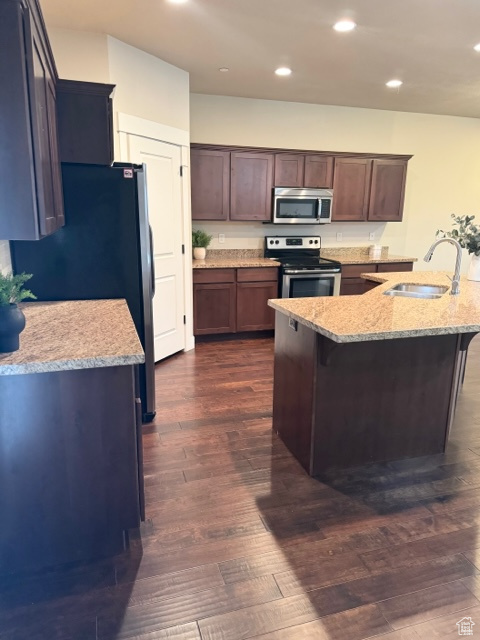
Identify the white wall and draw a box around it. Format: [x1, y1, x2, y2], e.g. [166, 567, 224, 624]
[107, 37, 189, 137]
[190, 94, 480, 272]
[48, 29, 110, 83]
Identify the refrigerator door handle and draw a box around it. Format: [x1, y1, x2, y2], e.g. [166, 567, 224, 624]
[149, 224, 155, 298]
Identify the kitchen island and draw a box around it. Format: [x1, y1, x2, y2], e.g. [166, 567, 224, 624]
[0, 299, 145, 574]
[268, 272, 480, 475]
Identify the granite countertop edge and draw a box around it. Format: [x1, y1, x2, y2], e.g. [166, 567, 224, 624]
[0, 299, 145, 376]
[268, 271, 480, 343]
[193, 258, 281, 269]
[267, 299, 480, 344]
[192, 255, 416, 269]
[0, 354, 145, 376]
[333, 255, 418, 265]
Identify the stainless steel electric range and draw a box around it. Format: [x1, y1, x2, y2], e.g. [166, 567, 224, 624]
[264, 235, 341, 298]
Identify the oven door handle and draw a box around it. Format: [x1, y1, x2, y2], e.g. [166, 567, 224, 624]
[283, 269, 340, 275]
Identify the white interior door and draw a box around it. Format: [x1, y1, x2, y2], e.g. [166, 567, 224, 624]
[127, 135, 185, 362]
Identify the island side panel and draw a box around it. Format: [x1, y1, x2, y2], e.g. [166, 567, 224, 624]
[272, 313, 316, 474]
[312, 333, 459, 474]
[0, 365, 140, 574]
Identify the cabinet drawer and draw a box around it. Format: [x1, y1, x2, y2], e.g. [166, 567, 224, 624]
[377, 262, 414, 273]
[341, 263, 378, 279]
[237, 267, 279, 282]
[193, 269, 236, 284]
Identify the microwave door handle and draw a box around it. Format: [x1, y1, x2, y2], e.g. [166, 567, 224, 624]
[317, 198, 322, 221]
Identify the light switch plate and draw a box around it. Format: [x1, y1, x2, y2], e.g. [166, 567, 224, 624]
[369, 232, 375, 241]
[218, 234, 225, 244]
[336, 233, 343, 242]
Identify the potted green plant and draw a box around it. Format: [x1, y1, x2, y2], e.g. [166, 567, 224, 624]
[0, 272, 36, 353]
[438, 214, 480, 281]
[192, 229, 213, 260]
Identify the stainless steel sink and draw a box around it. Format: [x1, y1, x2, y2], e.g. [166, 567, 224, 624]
[383, 283, 449, 299]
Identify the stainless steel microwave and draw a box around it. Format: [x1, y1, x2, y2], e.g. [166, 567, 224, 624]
[272, 187, 333, 224]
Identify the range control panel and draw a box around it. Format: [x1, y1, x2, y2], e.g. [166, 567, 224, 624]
[265, 236, 321, 249]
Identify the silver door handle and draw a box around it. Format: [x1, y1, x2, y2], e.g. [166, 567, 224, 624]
[149, 225, 155, 297]
[284, 269, 339, 275]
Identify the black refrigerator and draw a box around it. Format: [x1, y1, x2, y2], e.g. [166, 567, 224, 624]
[11, 162, 156, 422]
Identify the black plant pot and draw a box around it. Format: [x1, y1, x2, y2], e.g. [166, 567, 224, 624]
[0, 304, 26, 353]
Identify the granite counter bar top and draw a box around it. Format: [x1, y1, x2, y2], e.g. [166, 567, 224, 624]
[321, 247, 417, 265]
[268, 271, 480, 343]
[193, 257, 280, 269]
[324, 254, 417, 265]
[0, 299, 144, 375]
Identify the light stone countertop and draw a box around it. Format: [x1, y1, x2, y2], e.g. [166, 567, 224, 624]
[192, 247, 416, 269]
[323, 253, 418, 265]
[0, 299, 145, 376]
[268, 271, 480, 343]
[193, 257, 281, 269]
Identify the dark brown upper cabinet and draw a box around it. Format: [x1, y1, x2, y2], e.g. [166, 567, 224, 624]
[274, 154, 334, 188]
[191, 149, 230, 220]
[230, 152, 274, 221]
[304, 155, 334, 188]
[0, 0, 64, 240]
[190, 144, 411, 224]
[331, 158, 372, 222]
[368, 159, 408, 222]
[56, 80, 115, 165]
[274, 154, 305, 187]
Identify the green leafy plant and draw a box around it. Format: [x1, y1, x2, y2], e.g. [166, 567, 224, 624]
[437, 214, 480, 256]
[192, 229, 212, 249]
[0, 272, 36, 306]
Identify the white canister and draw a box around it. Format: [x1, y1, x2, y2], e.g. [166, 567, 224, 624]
[369, 245, 382, 260]
[467, 254, 480, 281]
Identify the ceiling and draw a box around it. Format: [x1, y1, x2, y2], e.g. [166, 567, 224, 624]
[41, 0, 480, 118]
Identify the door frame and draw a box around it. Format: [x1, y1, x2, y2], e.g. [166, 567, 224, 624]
[117, 112, 194, 353]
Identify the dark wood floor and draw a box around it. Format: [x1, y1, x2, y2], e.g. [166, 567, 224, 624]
[3, 335, 480, 639]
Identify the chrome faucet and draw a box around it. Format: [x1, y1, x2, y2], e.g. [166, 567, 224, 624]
[424, 237, 462, 295]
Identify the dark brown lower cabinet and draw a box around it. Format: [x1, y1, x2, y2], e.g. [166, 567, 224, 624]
[364, 279, 381, 292]
[0, 364, 142, 575]
[237, 281, 278, 331]
[193, 267, 278, 336]
[340, 261, 414, 295]
[339, 278, 368, 295]
[193, 282, 236, 335]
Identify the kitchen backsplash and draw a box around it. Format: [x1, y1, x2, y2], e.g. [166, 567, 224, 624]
[191, 220, 407, 253]
[206, 249, 264, 259]
[204, 247, 389, 259]
[0, 241, 11, 274]
[322, 246, 389, 259]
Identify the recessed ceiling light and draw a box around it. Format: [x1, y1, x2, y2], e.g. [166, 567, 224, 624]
[333, 20, 356, 32]
[218, 67, 229, 73]
[167, 0, 188, 4]
[474, 43, 480, 52]
[275, 67, 292, 76]
[386, 79, 403, 88]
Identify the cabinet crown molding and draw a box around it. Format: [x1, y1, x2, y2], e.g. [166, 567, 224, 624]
[191, 142, 413, 162]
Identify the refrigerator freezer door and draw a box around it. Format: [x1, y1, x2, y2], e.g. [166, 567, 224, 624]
[136, 167, 156, 422]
